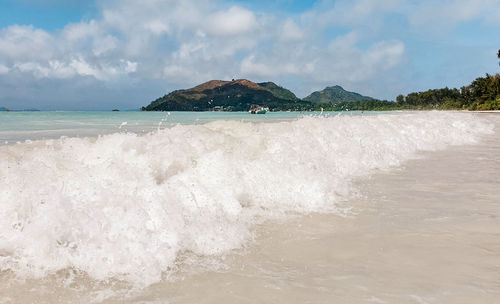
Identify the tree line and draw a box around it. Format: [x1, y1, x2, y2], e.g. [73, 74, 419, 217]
[388, 50, 500, 111]
[318, 49, 500, 111]
[313, 73, 500, 111]
[394, 73, 500, 111]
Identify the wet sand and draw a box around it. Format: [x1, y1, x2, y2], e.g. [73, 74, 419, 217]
[132, 113, 500, 304]
[1, 114, 499, 303]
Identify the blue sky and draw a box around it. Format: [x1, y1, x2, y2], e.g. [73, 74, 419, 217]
[0, 0, 97, 29]
[0, 0, 498, 110]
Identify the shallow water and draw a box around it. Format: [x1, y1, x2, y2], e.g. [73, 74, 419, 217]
[0, 112, 498, 303]
[117, 114, 500, 304]
[0, 111, 370, 144]
[150, 114, 499, 304]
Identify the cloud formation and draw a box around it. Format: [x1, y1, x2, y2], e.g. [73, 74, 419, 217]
[0, 0, 498, 109]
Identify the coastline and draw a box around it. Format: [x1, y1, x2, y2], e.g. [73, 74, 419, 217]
[470, 110, 500, 113]
[0, 110, 495, 145]
[138, 113, 500, 303]
[0, 113, 497, 303]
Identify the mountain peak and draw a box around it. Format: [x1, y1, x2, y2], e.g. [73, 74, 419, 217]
[325, 85, 344, 90]
[231, 79, 263, 90]
[303, 85, 373, 103]
[143, 79, 304, 111]
[192, 80, 229, 91]
[192, 79, 264, 92]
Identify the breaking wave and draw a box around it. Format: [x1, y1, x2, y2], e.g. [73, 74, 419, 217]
[0, 112, 493, 287]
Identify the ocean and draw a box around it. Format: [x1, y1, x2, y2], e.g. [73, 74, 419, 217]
[0, 111, 498, 303]
[0, 111, 329, 144]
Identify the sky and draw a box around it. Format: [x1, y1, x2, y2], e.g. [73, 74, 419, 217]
[0, 0, 499, 110]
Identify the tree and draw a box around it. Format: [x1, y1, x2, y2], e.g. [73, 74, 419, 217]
[498, 49, 500, 66]
[396, 94, 404, 104]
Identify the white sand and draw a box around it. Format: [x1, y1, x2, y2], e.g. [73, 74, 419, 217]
[1, 113, 499, 303]
[135, 113, 500, 304]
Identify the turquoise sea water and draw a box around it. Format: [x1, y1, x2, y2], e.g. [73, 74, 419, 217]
[0, 111, 372, 143]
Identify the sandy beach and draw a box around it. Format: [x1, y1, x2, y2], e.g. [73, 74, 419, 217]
[1, 0, 499, 302]
[137, 113, 499, 304]
[0, 113, 497, 303]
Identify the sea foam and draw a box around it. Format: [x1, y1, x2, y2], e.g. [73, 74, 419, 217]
[0, 112, 493, 287]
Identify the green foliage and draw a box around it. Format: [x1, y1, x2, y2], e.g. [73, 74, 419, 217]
[303, 85, 373, 103]
[142, 74, 500, 112]
[316, 99, 399, 111]
[396, 94, 404, 105]
[257, 82, 299, 101]
[143, 80, 311, 112]
[396, 74, 500, 111]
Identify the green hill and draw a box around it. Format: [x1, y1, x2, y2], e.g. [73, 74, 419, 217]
[143, 79, 312, 111]
[303, 85, 374, 103]
[257, 82, 300, 101]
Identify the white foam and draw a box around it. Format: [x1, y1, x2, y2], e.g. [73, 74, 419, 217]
[0, 112, 493, 287]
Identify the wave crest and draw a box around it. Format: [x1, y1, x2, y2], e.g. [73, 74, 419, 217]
[0, 112, 493, 286]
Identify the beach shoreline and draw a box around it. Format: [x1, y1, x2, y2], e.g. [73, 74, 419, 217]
[0, 113, 498, 303]
[140, 113, 500, 304]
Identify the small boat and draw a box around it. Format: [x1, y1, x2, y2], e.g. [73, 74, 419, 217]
[249, 104, 269, 114]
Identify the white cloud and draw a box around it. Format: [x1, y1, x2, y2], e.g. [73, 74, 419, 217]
[239, 31, 405, 86]
[300, 0, 400, 30]
[280, 19, 304, 41]
[69, 58, 102, 79]
[62, 20, 100, 42]
[123, 60, 138, 73]
[8, 56, 137, 80]
[240, 55, 301, 77]
[92, 35, 119, 56]
[145, 20, 170, 35]
[163, 64, 214, 83]
[408, 0, 498, 32]
[1, 0, 497, 109]
[0, 25, 54, 60]
[205, 6, 258, 36]
[0, 64, 9, 74]
[364, 41, 405, 70]
[0, 0, 408, 86]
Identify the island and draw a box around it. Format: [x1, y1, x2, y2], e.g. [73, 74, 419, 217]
[142, 74, 500, 112]
[142, 79, 380, 112]
[0, 107, 40, 112]
[142, 79, 313, 112]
